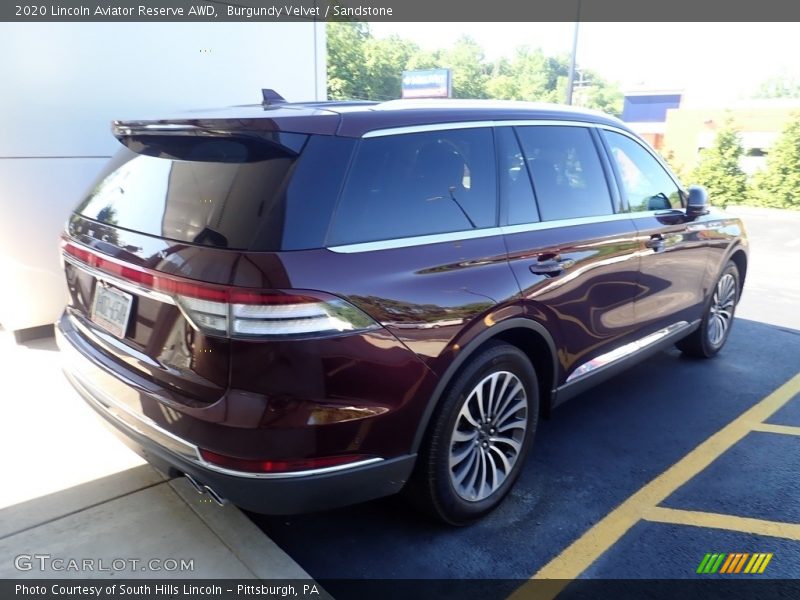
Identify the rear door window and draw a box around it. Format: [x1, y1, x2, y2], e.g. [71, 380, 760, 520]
[515, 125, 614, 221]
[327, 128, 497, 246]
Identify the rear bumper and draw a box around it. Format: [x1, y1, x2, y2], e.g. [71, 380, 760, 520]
[56, 313, 416, 514]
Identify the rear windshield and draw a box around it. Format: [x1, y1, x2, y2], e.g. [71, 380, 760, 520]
[76, 134, 355, 251]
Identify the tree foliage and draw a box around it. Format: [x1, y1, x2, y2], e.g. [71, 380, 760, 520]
[754, 75, 800, 99]
[750, 114, 800, 209]
[689, 120, 748, 208]
[326, 22, 622, 114]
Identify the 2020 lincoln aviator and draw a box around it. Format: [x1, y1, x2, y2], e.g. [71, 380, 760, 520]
[56, 96, 748, 524]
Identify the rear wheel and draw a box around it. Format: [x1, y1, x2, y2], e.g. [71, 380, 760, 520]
[677, 261, 740, 358]
[408, 343, 539, 525]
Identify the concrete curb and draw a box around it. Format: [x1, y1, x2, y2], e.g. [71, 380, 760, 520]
[170, 478, 313, 580]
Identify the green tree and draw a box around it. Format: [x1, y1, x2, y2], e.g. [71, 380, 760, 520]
[575, 70, 623, 116]
[689, 119, 748, 208]
[362, 35, 420, 100]
[326, 21, 370, 100]
[754, 74, 800, 99]
[326, 23, 623, 112]
[750, 114, 800, 209]
[437, 36, 490, 99]
[485, 47, 566, 102]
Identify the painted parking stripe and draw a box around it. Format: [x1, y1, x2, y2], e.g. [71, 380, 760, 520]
[509, 371, 800, 598]
[643, 506, 800, 541]
[751, 422, 800, 436]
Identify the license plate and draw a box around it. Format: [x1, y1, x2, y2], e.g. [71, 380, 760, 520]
[91, 284, 133, 338]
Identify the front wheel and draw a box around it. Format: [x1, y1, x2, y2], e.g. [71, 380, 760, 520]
[407, 343, 539, 525]
[677, 261, 740, 358]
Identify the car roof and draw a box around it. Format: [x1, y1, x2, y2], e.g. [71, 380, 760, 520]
[113, 98, 632, 140]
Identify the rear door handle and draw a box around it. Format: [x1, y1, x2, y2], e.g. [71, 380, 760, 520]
[529, 256, 575, 276]
[645, 234, 665, 252]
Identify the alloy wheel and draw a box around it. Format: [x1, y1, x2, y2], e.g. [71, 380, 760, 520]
[448, 371, 528, 502]
[707, 272, 737, 346]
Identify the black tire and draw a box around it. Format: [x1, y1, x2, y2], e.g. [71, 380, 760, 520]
[676, 261, 740, 358]
[407, 342, 539, 525]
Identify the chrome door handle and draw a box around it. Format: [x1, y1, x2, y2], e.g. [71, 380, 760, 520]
[530, 256, 575, 276]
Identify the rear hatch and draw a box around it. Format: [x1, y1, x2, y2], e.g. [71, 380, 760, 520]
[61, 113, 356, 407]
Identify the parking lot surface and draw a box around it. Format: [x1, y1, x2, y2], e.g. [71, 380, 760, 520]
[249, 207, 800, 593]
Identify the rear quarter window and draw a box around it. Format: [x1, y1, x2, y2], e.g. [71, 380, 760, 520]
[327, 128, 498, 246]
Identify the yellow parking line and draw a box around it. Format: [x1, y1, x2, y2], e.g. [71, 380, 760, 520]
[643, 506, 800, 541]
[750, 422, 800, 436]
[509, 371, 800, 599]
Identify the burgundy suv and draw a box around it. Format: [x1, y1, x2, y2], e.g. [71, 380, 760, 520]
[57, 97, 748, 524]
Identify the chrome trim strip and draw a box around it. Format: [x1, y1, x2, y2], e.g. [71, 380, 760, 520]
[195, 455, 385, 480]
[500, 212, 635, 235]
[59, 325, 384, 480]
[328, 227, 502, 253]
[81, 320, 163, 369]
[565, 321, 690, 384]
[363, 119, 599, 138]
[327, 213, 635, 254]
[63, 254, 176, 305]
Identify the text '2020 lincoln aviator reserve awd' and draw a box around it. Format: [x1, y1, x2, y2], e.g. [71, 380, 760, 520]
[57, 95, 748, 524]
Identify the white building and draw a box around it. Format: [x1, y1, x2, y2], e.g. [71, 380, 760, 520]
[0, 23, 326, 339]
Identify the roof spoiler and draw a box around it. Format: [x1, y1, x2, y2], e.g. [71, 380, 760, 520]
[261, 89, 286, 106]
[111, 119, 306, 162]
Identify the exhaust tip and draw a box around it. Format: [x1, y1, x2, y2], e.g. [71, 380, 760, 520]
[184, 474, 205, 494]
[183, 474, 227, 507]
[203, 485, 227, 507]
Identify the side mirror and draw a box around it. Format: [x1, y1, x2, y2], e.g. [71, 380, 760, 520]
[686, 185, 710, 219]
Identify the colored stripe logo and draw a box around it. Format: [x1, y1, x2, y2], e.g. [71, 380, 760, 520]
[697, 552, 773, 574]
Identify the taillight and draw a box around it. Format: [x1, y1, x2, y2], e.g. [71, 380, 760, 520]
[199, 448, 375, 473]
[61, 239, 379, 339]
[176, 291, 378, 339]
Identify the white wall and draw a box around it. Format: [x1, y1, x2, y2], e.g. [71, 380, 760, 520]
[0, 22, 326, 332]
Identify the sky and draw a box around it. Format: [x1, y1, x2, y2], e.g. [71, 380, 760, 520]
[370, 22, 800, 105]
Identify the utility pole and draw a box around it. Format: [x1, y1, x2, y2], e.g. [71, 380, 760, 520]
[565, 0, 581, 105]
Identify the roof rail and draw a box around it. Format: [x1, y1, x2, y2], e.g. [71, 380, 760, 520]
[261, 89, 286, 106]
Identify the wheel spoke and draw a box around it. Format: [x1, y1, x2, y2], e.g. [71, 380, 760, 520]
[477, 451, 489, 498]
[452, 446, 478, 484]
[452, 428, 478, 443]
[450, 439, 476, 468]
[491, 436, 522, 454]
[493, 382, 523, 424]
[495, 398, 526, 428]
[460, 404, 480, 428]
[488, 445, 512, 474]
[485, 372, 499, 418]
[485, 449, 499, 490]
[464, 449, 482, 494]
[494, 373, 513, 418]
[474, 385, 486, 422]
[496, 420, 526, 434]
